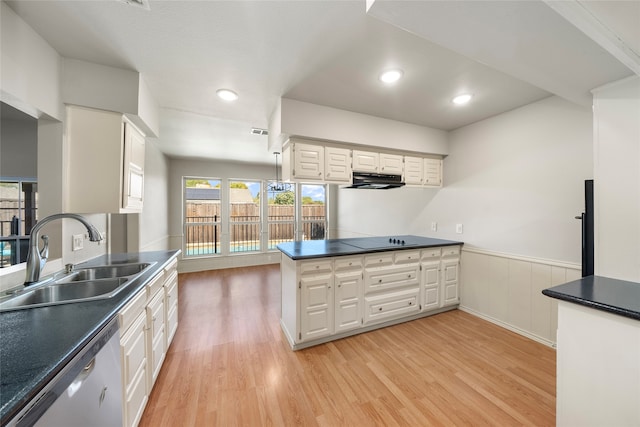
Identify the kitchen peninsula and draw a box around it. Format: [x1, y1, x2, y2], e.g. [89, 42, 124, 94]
[278, 235, 463, 349]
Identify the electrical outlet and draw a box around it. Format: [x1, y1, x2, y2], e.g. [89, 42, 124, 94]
[431, 222, 437, 232]
[72, 234, 84, 251]
[456, 224, 463, 234]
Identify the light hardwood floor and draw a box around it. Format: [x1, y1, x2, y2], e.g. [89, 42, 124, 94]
[140, 264, 556, 426]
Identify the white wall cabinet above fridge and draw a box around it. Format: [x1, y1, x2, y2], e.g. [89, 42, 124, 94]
[65, 105, 146, 213]
[282, 137, 443, 187]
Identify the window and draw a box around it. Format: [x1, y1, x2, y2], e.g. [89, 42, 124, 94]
[267, 183, 295, 249]
[0, 178, 38, 268]
[184, 178, 221, 256]
[183, 177, 328, 258]
[300, 184, 326, 240]
[229, 180, 261, 253]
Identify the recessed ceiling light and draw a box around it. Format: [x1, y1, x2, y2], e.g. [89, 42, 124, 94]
[452, 94, 473, 105]
[216, 89, 239, 101]
[379, 69, 403, 84]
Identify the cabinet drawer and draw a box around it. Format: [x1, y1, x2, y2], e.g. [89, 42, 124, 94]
[163, 258, 178, 276]
[147, 291, 165, 339]
[300, 260, 333, 275]
[334, 256, 363, 271]
[364, 253, 393, 267]
[421, 248, 442, 260]
[119, 289, 147, 335]
[124, 364, 147, 427]
[120, 312, 146, 394]
[364, 288, 420, 325]
[364, 265, 420, 294]
[146, 271, 165, 299]
[394, 250, 420, 264]
[442, 246, 461, 257]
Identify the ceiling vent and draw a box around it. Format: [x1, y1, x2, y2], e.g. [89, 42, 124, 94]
[116, 0, 150, 10]
[251, 128, 268, 136]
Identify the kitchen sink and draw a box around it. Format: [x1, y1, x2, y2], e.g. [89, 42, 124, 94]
[0, 278, 129, 311]
[0, 262, 155, 312]
[56, 263, 153, 283]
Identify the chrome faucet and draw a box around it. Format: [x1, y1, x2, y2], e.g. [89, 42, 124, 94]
[24, 213, 103, 285]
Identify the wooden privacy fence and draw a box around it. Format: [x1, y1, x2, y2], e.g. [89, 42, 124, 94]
[185, 202, 326, 249]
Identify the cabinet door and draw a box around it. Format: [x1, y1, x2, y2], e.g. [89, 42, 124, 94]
[325, 146, 352, 182]
[294, 143, 324, 180]
[442, 258, 460, 306]
[421, 259, 441, 311]
[335, 271, 363, 333]
[122, 121, 146, 211]
[352, 150, 379, 172]
[404, 156, 423, 185]
[379, 153, 403, 175]
[146, 291, 165, 391]
[300, 274, 334, 341]
[424, 158, 443, 187]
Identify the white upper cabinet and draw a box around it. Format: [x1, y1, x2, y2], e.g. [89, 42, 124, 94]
[379, 153, 403, 175]
[282, 137, 443, 188]
[424, 158, 443, 187]
[404, 156, 423, 185]
[293, 142, 324, 180]
[66, 105, 146, 214]
[324, 146, 351, 182]
[352, 150, 379, 173]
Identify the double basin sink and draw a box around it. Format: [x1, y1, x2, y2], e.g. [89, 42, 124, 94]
[0, 262, 155, 312]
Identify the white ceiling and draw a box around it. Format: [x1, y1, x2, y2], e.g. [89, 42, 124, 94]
[5, 0, 639, 165]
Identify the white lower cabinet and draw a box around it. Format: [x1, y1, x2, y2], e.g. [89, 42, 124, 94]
[118, 258, 179, 427]
[441, 246, 460, 307]
[334, 256, 363, 333]
[146, 289, 165, 391]
[281, 245, 461, 349]
[120, 311, 147, 427]
[300, 273, 334, 341]
[421, 257, 441, 311]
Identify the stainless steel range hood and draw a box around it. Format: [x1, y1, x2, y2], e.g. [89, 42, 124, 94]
[344, 172, 405, 189]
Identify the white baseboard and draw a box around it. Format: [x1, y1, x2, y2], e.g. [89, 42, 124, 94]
[459, 305, 556, 348]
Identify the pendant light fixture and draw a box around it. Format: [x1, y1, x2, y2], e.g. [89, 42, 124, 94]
[267, 152, 292, 193]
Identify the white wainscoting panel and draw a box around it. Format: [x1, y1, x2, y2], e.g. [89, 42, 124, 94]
[460, 247, 581, 346]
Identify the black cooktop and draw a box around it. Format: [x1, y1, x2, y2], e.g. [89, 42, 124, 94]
[341, 235, 425, 250]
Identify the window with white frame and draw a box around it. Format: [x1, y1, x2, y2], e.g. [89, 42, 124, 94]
[183, 177, 328, 257]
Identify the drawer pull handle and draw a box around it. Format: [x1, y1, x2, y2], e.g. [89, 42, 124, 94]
[378, 307, 383, 311]
[408, 274, 412, 278]
[408, 302, 412, 305]
[378, 279, 383, 283]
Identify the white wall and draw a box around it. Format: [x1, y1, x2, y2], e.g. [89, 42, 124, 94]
[592, 76, 640, 282]
[338, 96, 593, 264]
[139, 140, 170, 251]
[0, 2, 61, 120]
[280, 98, 449, 155]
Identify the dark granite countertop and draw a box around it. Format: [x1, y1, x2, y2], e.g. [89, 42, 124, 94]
[0, 250, 180, 425]
[277, 235, 463, 260]
[542, 275, 640, 321]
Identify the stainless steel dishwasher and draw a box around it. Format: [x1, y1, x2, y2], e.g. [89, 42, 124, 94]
[9, 318, 123, 427]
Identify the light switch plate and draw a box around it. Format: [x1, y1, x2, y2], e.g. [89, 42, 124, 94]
[72, 234, 84, 251]
[456, 224, 463, 234]
[431, 222, 437, 232]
